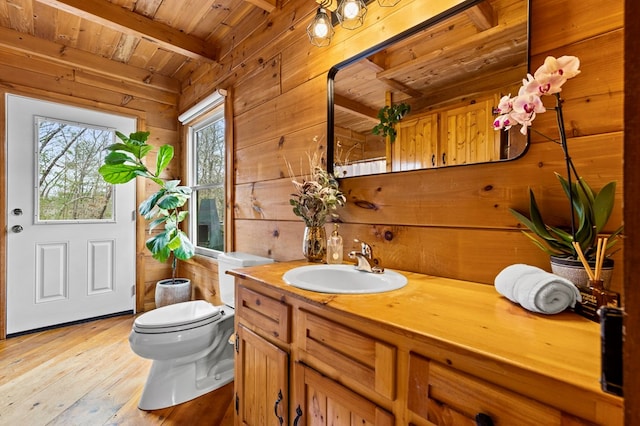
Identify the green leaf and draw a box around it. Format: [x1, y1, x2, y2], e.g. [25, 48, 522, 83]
[593, 181, 616, 232]
[104, 151, 134, 165]
[173, 231, 195, 260]
[105, 142, 152, 160]
[139, 190, 166, 216]
[148, 216, 168, 231]
[164, 180, 181, 190]
[127, 131, 151, 144]
[98, 164, 144, 184]
[156, 145, 174, 176]
[146, 232, 171, 263]
[177, 210, 189, 223]
[524, 189, 555, 239]
[157, 193, 189, 210]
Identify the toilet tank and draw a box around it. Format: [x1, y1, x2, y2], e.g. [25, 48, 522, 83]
[217, 252, 274, 307]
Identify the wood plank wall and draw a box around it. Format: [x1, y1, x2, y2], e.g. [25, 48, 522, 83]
[0, 28, 181, 323]
[180, 0, 625, 297]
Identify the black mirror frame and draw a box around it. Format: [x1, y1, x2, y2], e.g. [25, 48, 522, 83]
[326, 0, 531, 176]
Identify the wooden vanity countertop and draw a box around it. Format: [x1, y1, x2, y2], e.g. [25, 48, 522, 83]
[229, 260, 623, 419]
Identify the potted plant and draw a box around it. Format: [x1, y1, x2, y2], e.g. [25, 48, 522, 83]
[286, 139, 346, 262]
[371, 102, 411, 143]
[99, 131, 195, 307]
[493, 55, 623, 288]
[509, 173, 623, 288]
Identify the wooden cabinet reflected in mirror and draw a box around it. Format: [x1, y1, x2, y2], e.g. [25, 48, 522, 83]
[328, 0, 530, 178]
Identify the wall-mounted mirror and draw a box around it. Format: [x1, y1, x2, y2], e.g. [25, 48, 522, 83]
[327, 0, 530, 178]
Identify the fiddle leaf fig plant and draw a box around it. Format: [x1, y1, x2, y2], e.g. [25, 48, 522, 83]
[372, 102, 411, 143]
[99, 131, 194, 282]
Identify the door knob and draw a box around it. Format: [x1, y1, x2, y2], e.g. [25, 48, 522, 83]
[11, 225, 23, 233]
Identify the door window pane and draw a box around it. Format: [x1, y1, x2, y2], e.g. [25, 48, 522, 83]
[36, 117, 115, 222]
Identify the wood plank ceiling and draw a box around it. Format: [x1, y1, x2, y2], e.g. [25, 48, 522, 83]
[0, 0, 276, 88]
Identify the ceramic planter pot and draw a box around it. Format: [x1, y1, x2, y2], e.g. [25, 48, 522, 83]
[155, 278, 191, 308]
[550, 256, 614, 290]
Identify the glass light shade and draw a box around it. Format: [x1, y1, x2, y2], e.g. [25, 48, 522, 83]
[377, 0, 401, 6]
[306, 8, 334, 47]
[337, 0, 367, 30]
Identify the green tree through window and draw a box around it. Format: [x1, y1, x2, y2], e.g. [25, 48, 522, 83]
[191, 110, 225, 253]
[37, 117, 114, 221]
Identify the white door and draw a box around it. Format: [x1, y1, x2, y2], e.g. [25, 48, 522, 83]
[6, 94, 136, 335]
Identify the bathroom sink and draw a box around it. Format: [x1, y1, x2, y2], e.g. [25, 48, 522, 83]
[282, 264, 407, 294]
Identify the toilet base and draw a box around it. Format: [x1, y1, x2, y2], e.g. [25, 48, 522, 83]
[137, 318, 235, 410]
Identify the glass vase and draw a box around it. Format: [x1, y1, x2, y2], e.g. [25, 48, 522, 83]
[303, 225, 326, 263]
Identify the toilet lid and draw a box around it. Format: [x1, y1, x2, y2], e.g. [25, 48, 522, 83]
[134, 300, 221, 330]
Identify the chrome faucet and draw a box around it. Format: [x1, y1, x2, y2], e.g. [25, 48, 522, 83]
[348, 239, 384, 274]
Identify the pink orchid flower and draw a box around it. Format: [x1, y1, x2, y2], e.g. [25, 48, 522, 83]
[493, 55, 580, 135]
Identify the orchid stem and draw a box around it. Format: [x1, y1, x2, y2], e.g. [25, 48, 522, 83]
[554, 93, 577, 248]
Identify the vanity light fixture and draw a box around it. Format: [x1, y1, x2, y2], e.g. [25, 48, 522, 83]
[308, 0, 400, 47]
[307, 6, 335, 47]
[336, 0, 367, 30]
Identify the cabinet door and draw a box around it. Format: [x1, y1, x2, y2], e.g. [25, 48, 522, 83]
[292, 362, 394, 426]
[393, 113, 439, 171]
[441, 99, 498, 166]
[236, 324, 289, 426]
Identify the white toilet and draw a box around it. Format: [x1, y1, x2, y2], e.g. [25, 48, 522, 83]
[129, 252, 274, 410]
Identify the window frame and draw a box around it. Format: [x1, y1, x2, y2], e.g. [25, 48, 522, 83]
[184, 97, 228, 258]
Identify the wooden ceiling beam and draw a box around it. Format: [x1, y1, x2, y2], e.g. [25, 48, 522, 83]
[35, 0, 219, 63]
[376, 14, 527, 81]
[334, 94, 379, 123]
[0, 25, 180, 93]
[360, 58, 424, 99]
[465, 1, 497, 31]
[245, 0, 277, 12]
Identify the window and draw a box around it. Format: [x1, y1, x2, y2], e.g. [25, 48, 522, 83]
[187, 104, 226, 256]
[36, 116, 115, 223]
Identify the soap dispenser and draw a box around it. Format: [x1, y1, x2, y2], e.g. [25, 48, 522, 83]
[326, 224, 344, 264]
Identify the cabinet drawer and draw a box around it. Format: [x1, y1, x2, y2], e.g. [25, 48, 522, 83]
[298, 309, 396, 400]
[409, 353, 566, 425]
[236, 284, 290, 343]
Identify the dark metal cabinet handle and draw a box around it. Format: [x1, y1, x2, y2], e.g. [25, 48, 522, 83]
[442, 152, 447, 165]
[475, 413, 494, 426]
[431, 154, 436, 166]
[274, 389, 284, 425]
[293, 405, 303, 426]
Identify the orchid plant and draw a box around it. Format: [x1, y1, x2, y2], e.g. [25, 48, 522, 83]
[494, 56, 623, 260]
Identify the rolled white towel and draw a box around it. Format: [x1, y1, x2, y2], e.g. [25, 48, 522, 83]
[495, 264, 581, 315]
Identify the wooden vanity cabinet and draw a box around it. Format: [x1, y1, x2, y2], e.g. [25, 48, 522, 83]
[234, 278, 395, 425]
[232, 263, 622, 426]
[234, 281, 291, 425]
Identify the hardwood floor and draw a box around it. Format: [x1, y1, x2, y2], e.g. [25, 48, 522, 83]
[0, 315, 235, 425]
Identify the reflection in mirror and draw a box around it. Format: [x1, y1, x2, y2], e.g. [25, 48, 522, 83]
[328, 0, 530, 178]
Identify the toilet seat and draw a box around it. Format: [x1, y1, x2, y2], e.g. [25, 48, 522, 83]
[134, 300, 221, 334]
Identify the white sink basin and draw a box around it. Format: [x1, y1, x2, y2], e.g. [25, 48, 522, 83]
[282, 264, 407, 294]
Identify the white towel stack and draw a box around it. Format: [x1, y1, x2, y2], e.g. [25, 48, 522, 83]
[494, 264, 581, 314]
